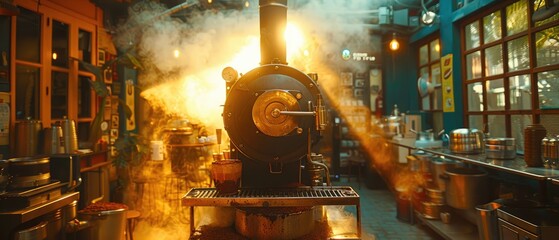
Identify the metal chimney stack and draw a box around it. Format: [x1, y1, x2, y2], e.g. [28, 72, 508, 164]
[259, 0, 287, 65]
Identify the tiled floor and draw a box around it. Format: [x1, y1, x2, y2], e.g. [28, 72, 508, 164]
[336, 178, 443, 240]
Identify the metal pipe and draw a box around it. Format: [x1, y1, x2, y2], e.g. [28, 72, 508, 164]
[279, 111, 315, 116]
[311, 160, 331, 186]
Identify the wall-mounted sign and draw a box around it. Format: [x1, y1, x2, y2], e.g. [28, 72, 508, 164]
[341, 49, 376, 62]
[441, 54, 455, 112]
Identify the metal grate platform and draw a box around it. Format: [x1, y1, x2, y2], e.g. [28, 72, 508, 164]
[181, 186, 362, 238]
[182, 186, 359, 207]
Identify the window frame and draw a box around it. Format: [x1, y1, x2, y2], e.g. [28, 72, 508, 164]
[460, 0, 559, 144]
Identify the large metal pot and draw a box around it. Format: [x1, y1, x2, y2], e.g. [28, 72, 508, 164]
[235, 207, 315, 239]
[430, 157, 460, 191]
[442, 167, 489, 210]
[449, 128, 485, 154]
[5, 156, 51, 189]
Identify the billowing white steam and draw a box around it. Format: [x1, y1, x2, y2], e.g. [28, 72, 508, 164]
[113, 0, 379, 238]
[113, 0, 377, 131]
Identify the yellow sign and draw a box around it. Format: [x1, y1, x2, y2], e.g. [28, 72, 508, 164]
[441, 54, 455, 112]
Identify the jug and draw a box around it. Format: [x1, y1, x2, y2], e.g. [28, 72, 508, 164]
[57, 117, 78, 154]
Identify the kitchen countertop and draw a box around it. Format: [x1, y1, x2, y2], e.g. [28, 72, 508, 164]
[389, 140, 559, 180]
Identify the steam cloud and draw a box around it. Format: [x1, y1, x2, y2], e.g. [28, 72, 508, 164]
[112, 0, 383, 239]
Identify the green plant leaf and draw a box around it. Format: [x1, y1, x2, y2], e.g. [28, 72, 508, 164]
[117, 98, 133, 119]
[88, 97, 107, 145]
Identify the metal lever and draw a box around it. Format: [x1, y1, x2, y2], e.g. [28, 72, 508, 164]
[277, 94, 327, 132]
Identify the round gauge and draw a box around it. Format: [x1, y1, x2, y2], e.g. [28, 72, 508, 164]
[101, 121, 109, 131]
[222, 66, 238, 82]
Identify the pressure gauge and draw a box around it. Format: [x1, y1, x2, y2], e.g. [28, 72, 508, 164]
[222, 66, 238, 82]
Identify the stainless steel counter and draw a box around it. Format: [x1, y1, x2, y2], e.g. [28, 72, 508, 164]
[390, 140, 559, 180]
[0, 191, 80, 239]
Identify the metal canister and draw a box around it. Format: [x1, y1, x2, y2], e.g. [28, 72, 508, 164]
[524, 124, 547, 167]
[57, 117, 78, 154]
[44, 125, 65, 154]
[15, 117, 43, 157]
[549, 137, 558, 169]
[542, 137, 550, 168]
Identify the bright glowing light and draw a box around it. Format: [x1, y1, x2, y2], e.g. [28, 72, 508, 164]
[435, 43, 440, 52]
[303, 49, 309, 57]
[389, 39, 399, 51]
[285, 23, 304, 60]
[208, 0, 212, 4]
[174, 49, 180, 58]
[229, 36, 260, 72]
[245, 1, 249, 8]
[52, 52, 58, 60]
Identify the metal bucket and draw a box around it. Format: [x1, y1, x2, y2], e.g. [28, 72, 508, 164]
[476, 202, 501, 240]
[78, 208, 127, 240]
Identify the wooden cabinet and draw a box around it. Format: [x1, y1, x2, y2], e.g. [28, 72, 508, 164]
[9, 0, 104, 153]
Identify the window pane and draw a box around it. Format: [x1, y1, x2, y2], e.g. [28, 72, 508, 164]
[538, 70, 559, 109]
[487, 115, 506, 138]
[534, 0, 559, 27]
[420, 66, 429, 77]
[507, 36, 530, 71]
[467, 82, 484, 112]
[52, 20, 69, 68]
[78, 29, 92, 70]
[483, 11, 502, 44]
[535, 26, 559, 67]
[15, 65, 40, 120]
[506, 0, 528, 36]
[486, 79, 505, 111]
[509, 74, 531, 110]
[429, 39, 440, 61]
[541, 114, 559, 137]
[16, 8, 41, 63]
[465, 21, 480, 50]
[466, 51, 482, 80]
[419, 44, 429, 65]
[77, 122, 90, 143]
[51, 71, 68, 119]
[511, 114, 532, 153]
[484, 45, 503, 76]
[431, 63, 441, 85]
[78, 76, 92, 118]
[468, 115, 484, 131]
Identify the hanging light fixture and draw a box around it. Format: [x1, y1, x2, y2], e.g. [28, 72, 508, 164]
[420, 0, 436, 25]
[0, 0, 19, 16]
[389, 33, 399, 51]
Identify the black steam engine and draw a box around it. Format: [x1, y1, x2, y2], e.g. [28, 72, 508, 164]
[182, 1, 361, 238]
[222, 0, 327, 188]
